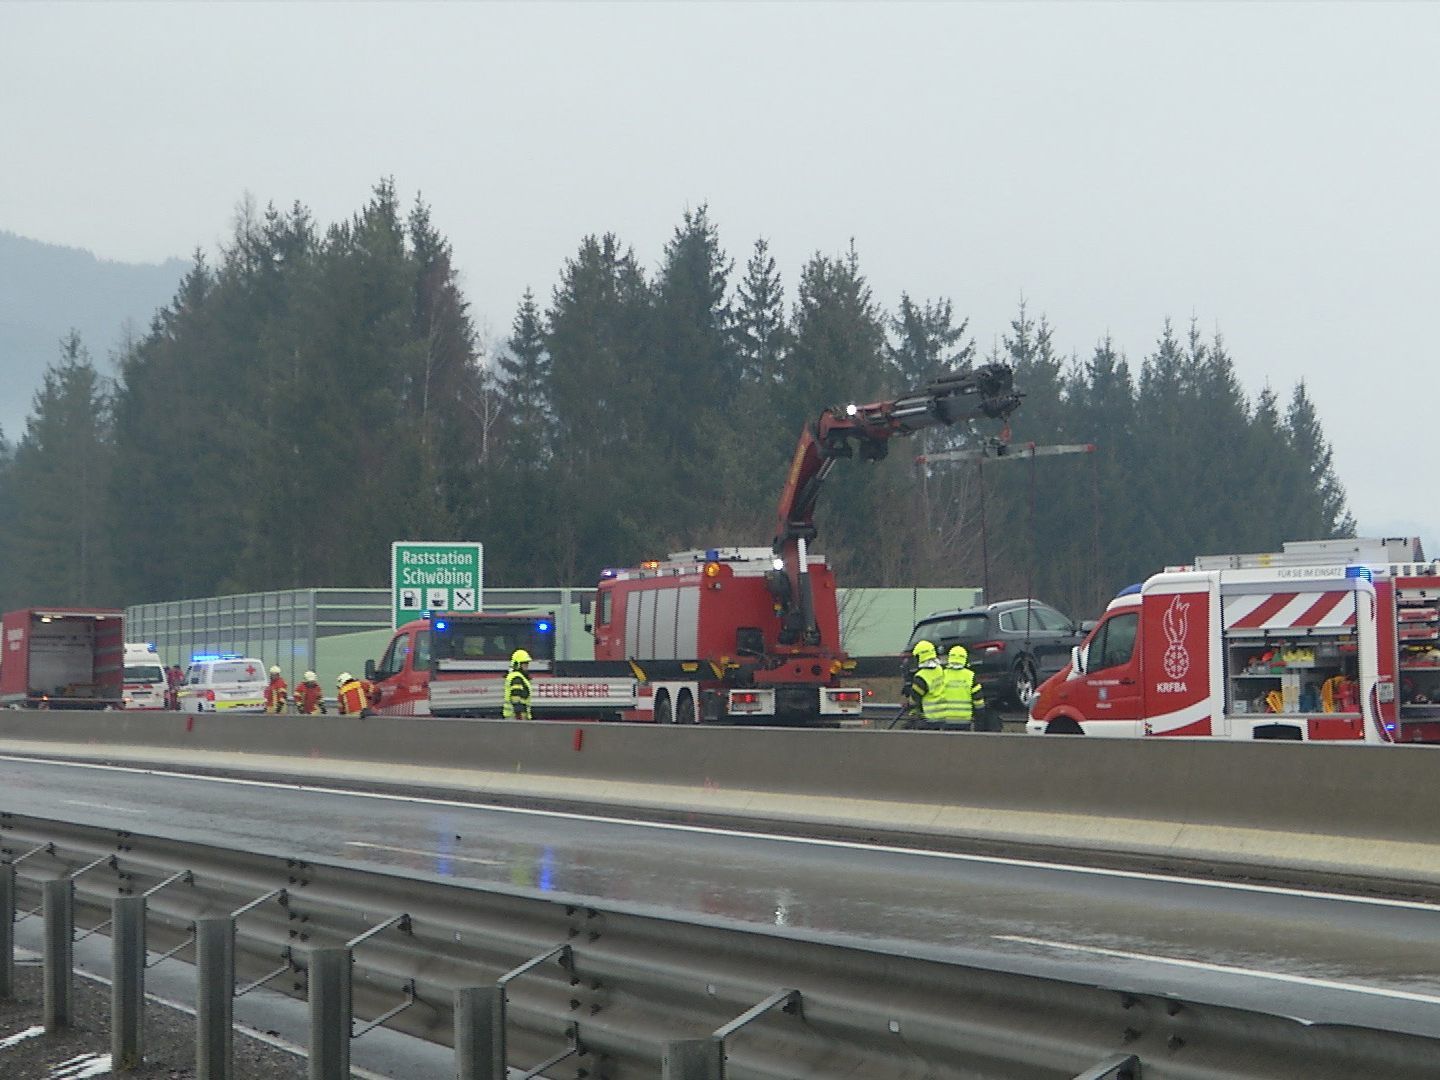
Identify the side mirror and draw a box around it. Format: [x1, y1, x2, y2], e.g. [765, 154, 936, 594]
[1070, 645, 1086, 676]
[1078, 619, 1098, 633]
[579, 597, 593, 616]
[364, 659, 376, 680]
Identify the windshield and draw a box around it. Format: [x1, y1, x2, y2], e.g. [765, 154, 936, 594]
[212, 661, 265, 683]
[124, 664, 165, 683]
[432, 620, 554, 663]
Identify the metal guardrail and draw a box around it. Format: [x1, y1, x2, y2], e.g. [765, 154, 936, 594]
[3, 811, 1438, 1079]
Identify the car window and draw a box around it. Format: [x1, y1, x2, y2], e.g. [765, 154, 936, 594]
[1092, 613, 1139, 671]
[375, 634, 407, 679]
[124, 664, 165, 683]
[1001, 608, 1043, 634]
[908, 615, 987, 648]
[187, 666, 203, 685]
[415, 630, 432, 671]
[1033, 606, 1073, 633]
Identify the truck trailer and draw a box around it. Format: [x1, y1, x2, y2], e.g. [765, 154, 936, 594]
[0, 608, 124, 710]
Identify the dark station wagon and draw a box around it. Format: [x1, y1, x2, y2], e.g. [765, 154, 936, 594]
[903, 599, 1093, 710]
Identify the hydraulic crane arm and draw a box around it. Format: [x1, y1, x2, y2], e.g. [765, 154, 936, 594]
[770, 362, 1022, 646]
[916, 441, 1096, 466]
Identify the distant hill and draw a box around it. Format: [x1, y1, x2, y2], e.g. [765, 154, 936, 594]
[0, 231, 186, 441]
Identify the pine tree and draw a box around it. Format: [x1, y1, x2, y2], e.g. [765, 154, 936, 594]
[6, 333, 115, 605]
[734, 237, 788, 387]
[651, 206, 747, 540]
[497, 288, 553, 457]
[1285, 381, 1356, 539]
[783, 243, 897, 584]
[1065, 335, 1137, 611]
[543, 233, 654, 582]
[888, 293, 974, 389]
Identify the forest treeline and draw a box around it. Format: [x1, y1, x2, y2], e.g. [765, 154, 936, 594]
[0, 181, 1353, 621]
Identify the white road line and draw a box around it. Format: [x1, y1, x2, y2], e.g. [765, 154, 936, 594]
[995, 934, 1440, 1006]
[61, 800, 147, 815]
[0, 1024, 44, 1049]
[345, 841, 503, 866]
[4, 753, 1438, 914]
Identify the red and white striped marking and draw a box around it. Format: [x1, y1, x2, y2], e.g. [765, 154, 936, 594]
[1223, 591, 1356, 631]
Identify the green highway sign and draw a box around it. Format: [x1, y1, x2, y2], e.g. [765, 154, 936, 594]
[391, 541, 484, 628]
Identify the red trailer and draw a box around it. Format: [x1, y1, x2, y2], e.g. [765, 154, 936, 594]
[0, 608, 125, 710]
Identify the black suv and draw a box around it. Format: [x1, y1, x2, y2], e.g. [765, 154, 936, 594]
[903, 599, 1093, 709]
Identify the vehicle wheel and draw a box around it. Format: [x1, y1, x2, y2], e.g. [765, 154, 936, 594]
[676, 692, 697, 725]
[654, 692, 674, 725]
[1012, 657, 1039, 710]
[1046, 717, 1085, 735]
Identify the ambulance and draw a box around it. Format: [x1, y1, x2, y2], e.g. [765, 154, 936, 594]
[122, 643, 168, 711]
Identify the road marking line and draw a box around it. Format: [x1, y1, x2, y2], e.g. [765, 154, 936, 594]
[4, 753, 1438, 914]
[345, 841, 503, 866]
[0, 1025, 44, 1049]
[995, 934, 1440, 1005]
[62, 799, 146, 815]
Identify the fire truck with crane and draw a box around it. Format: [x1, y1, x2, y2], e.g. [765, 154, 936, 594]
[366, 363, 1024, 724]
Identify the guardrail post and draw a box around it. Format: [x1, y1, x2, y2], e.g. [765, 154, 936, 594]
[0, 862, 14, 999]
[662, 1038, 723, 1080]
[111, 894, 147, 1070]
[455, 985, 504, 1080]
[308, 946, 351, 1080]
[196, 917, 234, 1080]
[43, 878, 74, 1030]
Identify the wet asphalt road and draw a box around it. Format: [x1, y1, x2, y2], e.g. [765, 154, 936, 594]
[3, 753, 1439, 1038]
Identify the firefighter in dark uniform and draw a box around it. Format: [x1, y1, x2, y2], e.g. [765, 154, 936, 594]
[504, 649, 533, 720]
[902, 640, 946, 727]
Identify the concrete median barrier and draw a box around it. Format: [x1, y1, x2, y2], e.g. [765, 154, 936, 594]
[0, 710, 1436, 887]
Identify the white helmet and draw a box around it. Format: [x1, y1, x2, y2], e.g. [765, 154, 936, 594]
[269, 665, 282, 676]
[337, 672, 352, 686]
[303, 671, 317, 682]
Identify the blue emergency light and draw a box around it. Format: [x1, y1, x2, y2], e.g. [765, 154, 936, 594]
[1345, 565, 1374, 582]
[434, 619, 448, 632]
[536, 621, 551, 633]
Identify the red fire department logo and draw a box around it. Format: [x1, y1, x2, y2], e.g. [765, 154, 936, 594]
[1162, 595, 1190, 679]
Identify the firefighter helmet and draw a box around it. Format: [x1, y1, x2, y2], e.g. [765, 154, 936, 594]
[269, 665, 281, 676]
[303, 671, 317, 682]
[911, 640, 937, 663]
[947, 645, 969, 666]
[511, 649, 532, 666]
[337, 672, 352, 686]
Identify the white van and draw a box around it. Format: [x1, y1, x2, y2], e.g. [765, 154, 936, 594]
[177, 654, 268, 713]
[123, 643, 169, 711]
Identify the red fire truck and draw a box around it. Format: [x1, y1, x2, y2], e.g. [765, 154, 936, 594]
[1026, 538, 1440, 743]
[367, 363, 1024, 725]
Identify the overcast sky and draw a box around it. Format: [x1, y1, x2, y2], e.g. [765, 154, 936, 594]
[4, 2, 1437, 552]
